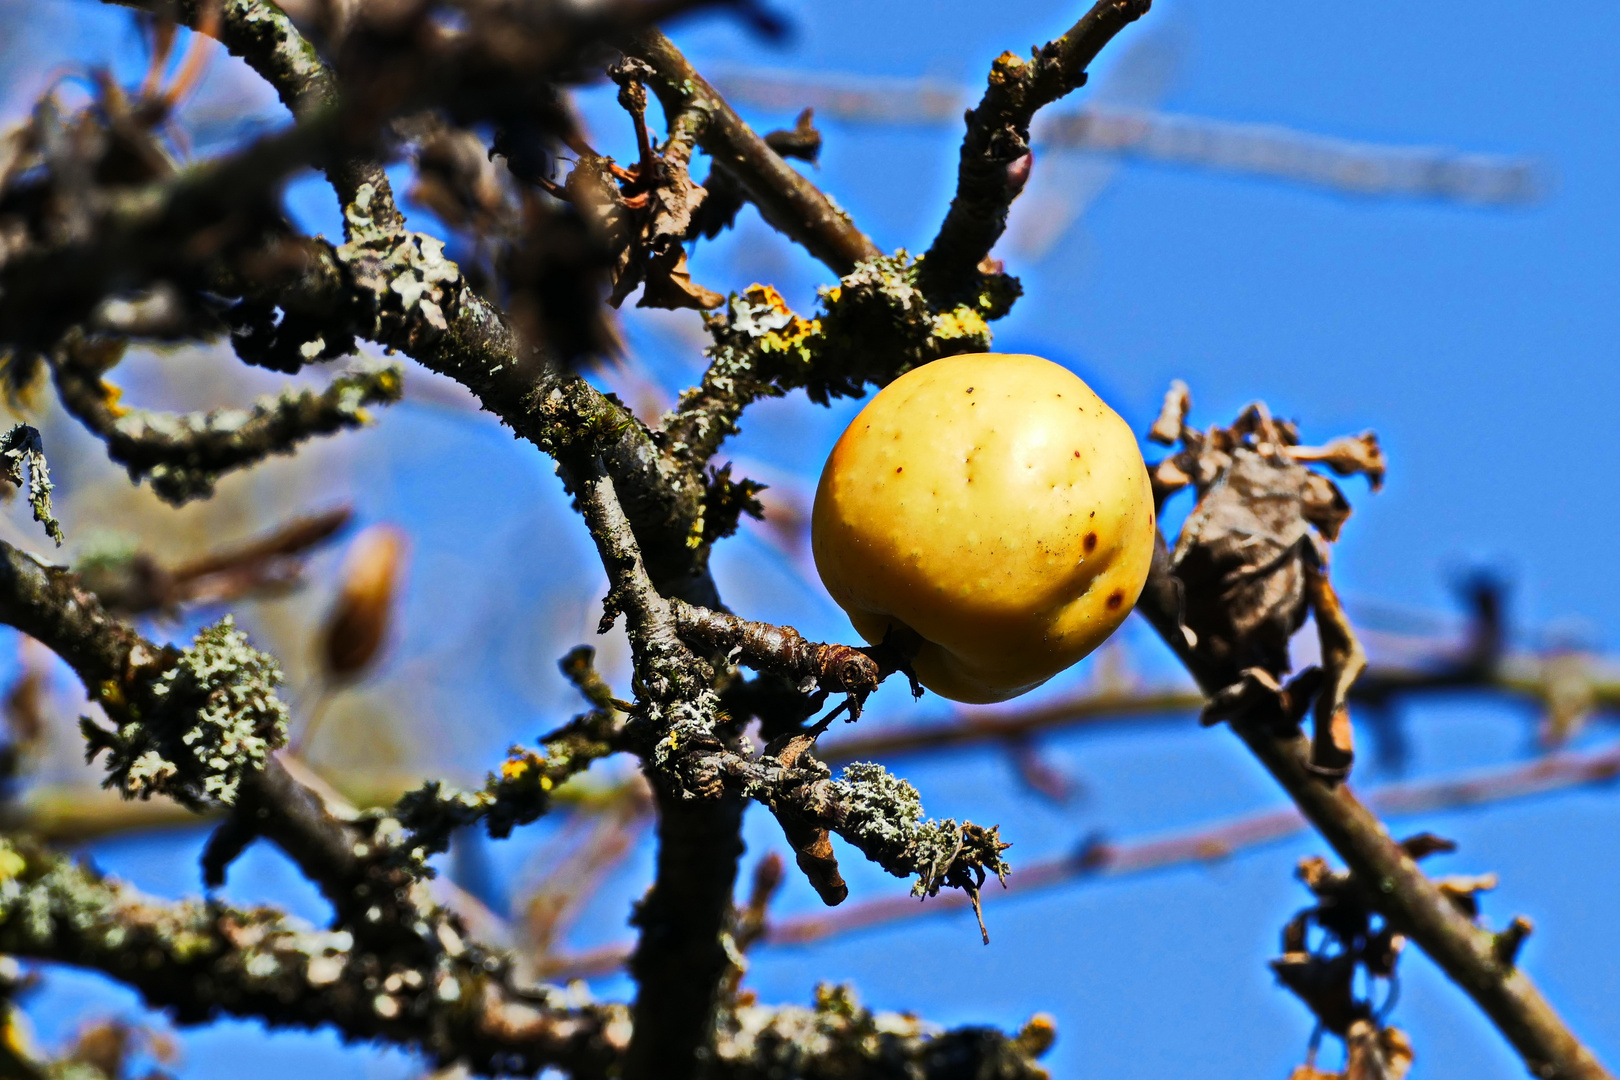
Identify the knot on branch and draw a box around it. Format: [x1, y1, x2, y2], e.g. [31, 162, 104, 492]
[81, 616, 288, 807]
[669, 600, 899, 721]
[817, 645, 882, 701]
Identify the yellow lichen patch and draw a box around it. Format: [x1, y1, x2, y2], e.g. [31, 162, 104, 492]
[932, 307, 990, 342]
[102, 381, 130, 419]
[500, 750, 543, 782]
[744, 283, 792, 314]
[744, 283, 823, 355]
[762, 318, 822, 354]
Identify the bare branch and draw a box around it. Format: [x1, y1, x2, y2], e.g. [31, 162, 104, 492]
[79, 506, 353, 615]
[1139, 391, 1613, 1080]
[671, 599, 908, 717]
[393, 708, 626, 865]
[52, 349, 402, 505]
[542, 738, 1620, 979]
[921, 0, 1153, 299]
[623, 30, 881, 275]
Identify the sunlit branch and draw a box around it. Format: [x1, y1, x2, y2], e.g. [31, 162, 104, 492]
[538, 739, 1620, 981]
[1138, 540, 1613, 1080]
[52, 354, 402, 505]
[0, 835, 626, 1076]
[622, 30, 881, 275]
[921, 0, 1152, 299]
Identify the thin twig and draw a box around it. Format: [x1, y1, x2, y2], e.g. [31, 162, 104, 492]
[921, 0, 1153, 299]
[623, 30, 881, 275]
[1136, 535, 1614, 1080]
[539, 740, 1620, 980]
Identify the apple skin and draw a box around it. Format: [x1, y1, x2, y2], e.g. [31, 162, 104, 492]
[811, 353, 1155, 704]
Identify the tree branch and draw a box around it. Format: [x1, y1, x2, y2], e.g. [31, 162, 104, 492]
[660, 262, 1006, 469]
[565, 453, 740, 1080]
[0, 835, 625, 1077]
[569, 457, 1010, 904]
[567, 449, 1015, 1071]
[51, 352, 402, 505]
[623, 29, 880, 275]
[541, 738, 1620, 980]
[920, 0, 1153, 300]
[1137, 533, 1613, 1080]
[78, 505, 353, 615]
[671, 598, 903, 715]
[106, 0, 405, 233]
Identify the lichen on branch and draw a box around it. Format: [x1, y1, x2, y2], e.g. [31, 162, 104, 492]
[392, 651, 627, 871]
[828, 762, 1010, 898]
[81, 616, 289, 807]
[663, 254, 1012, 467]
[0, 423, 63, 545]
[0, 834, 626, 1076]
[52, 347, 404, 505]
[711, 984, 1053, 1079]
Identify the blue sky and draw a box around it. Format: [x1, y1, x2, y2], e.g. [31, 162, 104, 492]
[4, 0, 1620, 1076]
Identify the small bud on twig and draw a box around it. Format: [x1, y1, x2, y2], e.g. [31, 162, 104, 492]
[320, 525, 407, 683]
[1494, 915, 1534, 969]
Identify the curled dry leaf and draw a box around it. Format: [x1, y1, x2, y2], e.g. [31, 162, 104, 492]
[1152, 388, 1377, 776]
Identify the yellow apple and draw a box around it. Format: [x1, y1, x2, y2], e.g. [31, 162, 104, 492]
[812, 353, 1155, 703]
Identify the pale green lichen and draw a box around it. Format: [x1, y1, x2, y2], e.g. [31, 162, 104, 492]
[652, 693, 727, 773]
[831, 761, 1010, 896]
[0, 423, 63, 546]
[81, 617, 289, 807]
[713, 983, 1052, 1079]
[336, 206, 464, 342]
[97, 364, 402, 505]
